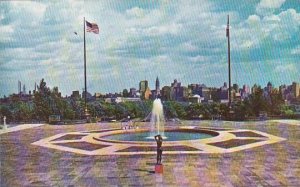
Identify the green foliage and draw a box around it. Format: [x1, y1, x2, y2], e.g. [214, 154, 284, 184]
[1, 79, 295, 122]
[122, 89, 129, 97]
[280, 105, 296, 118]
[248, 86, 268, 116]
[0, 105, 13, 123]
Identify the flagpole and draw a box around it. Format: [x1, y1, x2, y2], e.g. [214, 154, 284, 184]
[227, 15, 232, 108]
[84, 17, 88, 119]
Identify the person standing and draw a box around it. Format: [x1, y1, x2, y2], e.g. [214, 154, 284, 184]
[154, 135, 163, 164]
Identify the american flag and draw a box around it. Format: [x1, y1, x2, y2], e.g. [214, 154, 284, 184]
[226, 15, 229, 37]
[86, 20, 99, 34]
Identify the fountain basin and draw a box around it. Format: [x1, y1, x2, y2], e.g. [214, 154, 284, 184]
[95, 128, 219, 144]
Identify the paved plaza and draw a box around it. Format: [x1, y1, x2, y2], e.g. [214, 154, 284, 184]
[0, 120, 299, 186]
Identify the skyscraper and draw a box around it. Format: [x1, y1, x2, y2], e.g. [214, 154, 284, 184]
[155, 76, 160, 97]
[139, 80, 148, 93]
[18, 80, 21, 94]
[292, 82, 300, 98]
[139, 80, 148, 99]
[23, 84, 26, 94]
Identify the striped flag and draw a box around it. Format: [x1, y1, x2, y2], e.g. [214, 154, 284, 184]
[86, 20, 99, 34]
[226, 15, 229, 37]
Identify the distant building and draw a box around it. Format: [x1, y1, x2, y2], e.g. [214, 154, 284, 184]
[251, 84, 259, 94]
[82, 91, 93, 101]
[161, 86, 171, 101]
[18, 81, 21, 94]
[139, 80, 148, 99]
[232, 83, 239, 93]
[188, 94, 204, 103]
[95, 93, 103, 98]
[155, 76, 160, 98]
[241, 85, 250, 100]
[71, 91, 80, 99]
[144, 87, 152, 100]
[266, 82, 273, 93]
[170, 79, 182, 101]
[115, 97, 141, 103]
[218, 82, 228, 101]
[292, 82, 300, 98]
[22, 84, 26, 95]
[129, 88, 137, 97]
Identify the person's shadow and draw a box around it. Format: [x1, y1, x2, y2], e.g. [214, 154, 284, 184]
[133, 168, 155, 174]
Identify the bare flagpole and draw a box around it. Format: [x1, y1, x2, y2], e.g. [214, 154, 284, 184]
[84, 17, 88, 118]
[227, 15, 232, 108]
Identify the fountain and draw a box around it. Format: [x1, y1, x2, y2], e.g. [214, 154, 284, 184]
[100, 98, 218, 142]
[150, 98, 165, 137]
[3, 116, 7, 130]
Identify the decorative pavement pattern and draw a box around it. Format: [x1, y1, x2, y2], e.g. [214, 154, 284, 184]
[32, 126, 285, 155]
[1, 120, 299, 186]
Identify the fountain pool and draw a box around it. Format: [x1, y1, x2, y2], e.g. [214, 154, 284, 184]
[101, 129, 217, 142]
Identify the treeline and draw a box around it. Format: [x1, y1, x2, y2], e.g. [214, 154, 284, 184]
[0, 79, 298, 123]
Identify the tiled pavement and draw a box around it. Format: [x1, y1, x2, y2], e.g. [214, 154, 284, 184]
[0, 120, 299, 186]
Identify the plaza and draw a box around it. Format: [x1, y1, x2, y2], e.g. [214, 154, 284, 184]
[0, 120, 299, 186]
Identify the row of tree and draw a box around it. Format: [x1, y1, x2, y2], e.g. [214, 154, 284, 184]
[0, 79, 298, 123]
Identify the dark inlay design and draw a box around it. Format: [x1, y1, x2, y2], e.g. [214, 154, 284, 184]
[117, 146, 201, 152]
[230, 131, 267, 138]
[81, 129, 119, 133]
[54, 142, 110, 151]
[51, 134, 86, 141]
[195, 127, 232, 131]
[208, 139, 264, 149]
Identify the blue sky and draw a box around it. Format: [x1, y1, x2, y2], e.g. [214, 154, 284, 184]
[0, 0, 299, 97]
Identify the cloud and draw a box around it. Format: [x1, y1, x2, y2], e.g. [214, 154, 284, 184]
[274, 63, 297, 73]
[291, 46, 300, 55]
[256, 0, 286, 16]
[126, 7, 145, 18]
[232, 8, 300, 51]
[188, 55, 209, 63]
[144, 23, 182, 36]
[1, 0, 299, 96]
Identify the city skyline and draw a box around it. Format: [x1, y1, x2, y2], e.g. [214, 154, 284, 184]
[1, 0, 300, 97]
[8, 77, 298, 97]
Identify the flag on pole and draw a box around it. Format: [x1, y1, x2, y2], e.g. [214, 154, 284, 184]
[226, 15, 229, 37]
[86, 21, 99, 34]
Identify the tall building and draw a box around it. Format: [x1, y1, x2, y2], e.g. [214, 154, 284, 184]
[71, 91, 80, 99]
[232, 83, 239, 93]
[241, 85, 250, 99]
[144, 87, 152, 100]
[279, 85, 287, 100]
[23, 84, 26, 94]
[155, 76, 160, 97]
[292, 82, 300, 98]
[188, 84, 210, 101]
[266, 82, 273, 93]
[139, 80, 148, 99]
[251, 84, 258, 94]
[139, 80, 148, 93]
[161, 86, 171, 101]
[129, 88, 137, 97]
[18, 81, 21, 94]
[219, 83, 229, 101]
[170, 79, 187, 101]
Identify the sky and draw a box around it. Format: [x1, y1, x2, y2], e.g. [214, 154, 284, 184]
[0, 0, 299, 97]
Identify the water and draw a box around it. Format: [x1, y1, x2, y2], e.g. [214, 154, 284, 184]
[102, 131, 215, 142]
[150, 98, 165, 137]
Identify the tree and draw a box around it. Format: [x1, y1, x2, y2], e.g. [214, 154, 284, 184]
[122, 89, 129, 97]
[248, 86, 268, 116]
[280, 105, 296, 118]
[33, 83, 51, 121]
[233, 101, 246, 121]
[0, 105, 12, 123]
[268, 89, 284, 115]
